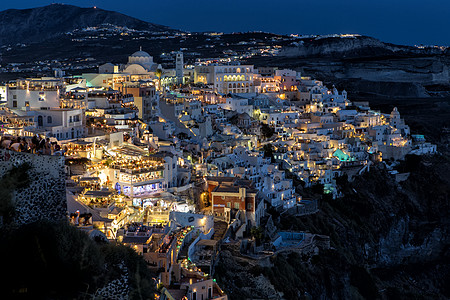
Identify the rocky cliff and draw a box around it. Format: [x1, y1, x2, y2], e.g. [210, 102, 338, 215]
[280, 36, 442, 58]
[0, 150, 67, 226]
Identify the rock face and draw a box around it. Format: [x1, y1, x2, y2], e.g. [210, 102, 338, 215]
[377, 218, 447, 266]
[333, 79, 431, 98]
[0, 4, 174, 46]
[0, 150, 67, 225]
[280, 36, 442, 58]
[94, 262, 130, 299]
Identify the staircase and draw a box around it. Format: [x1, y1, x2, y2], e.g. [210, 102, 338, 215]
[158, 99, 195, 138]
[212, 221, 228, 241]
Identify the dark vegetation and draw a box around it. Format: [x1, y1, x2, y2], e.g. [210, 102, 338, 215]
[261, 123, 275, 139]
[0, 220, 157, 299]
[262, 143, 275, 163]
[0, 163, 156, 299]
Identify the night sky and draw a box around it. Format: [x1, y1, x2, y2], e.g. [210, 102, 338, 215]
[1, 0, 449, 46]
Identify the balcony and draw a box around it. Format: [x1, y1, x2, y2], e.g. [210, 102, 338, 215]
[69, 120, 83, 127]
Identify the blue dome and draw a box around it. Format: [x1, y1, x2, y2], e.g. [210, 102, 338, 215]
[131, 50, 151, 57]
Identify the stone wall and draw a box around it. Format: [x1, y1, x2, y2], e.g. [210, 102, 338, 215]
[0, 150, 67, 225]
[378, 145, 412, 161]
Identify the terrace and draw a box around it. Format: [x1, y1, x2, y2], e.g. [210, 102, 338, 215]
[110, 159, 164, 175]
[8, 79, 62, 91]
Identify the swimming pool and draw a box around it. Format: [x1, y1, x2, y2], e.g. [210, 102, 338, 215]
[273, 231, 305, 249]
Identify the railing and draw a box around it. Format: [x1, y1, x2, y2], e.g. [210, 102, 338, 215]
[110, 165, 164, 174]
[69, 121, 83, 127]
[118, 176, 163, 184]
[8, 86, 60, 91]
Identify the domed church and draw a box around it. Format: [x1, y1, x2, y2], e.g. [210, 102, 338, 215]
[91, 48, 163, 88]
[121, 47, 161, 74]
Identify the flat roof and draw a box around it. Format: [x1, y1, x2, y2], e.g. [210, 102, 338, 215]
[79, 177, 100, 181]
[113, 145, 147, 157]
[122, 236, 150, 244]
[71, 140, 93, 145]
[196, 239, 218, 247]
[83, 190, 113, 197]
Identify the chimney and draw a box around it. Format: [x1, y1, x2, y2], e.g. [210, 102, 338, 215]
[239, 187, 246, 201]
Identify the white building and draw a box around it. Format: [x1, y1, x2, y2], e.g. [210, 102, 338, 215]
[175, 51, 184, 85]
[194, 64, 255, 94]
[7, 78, 62, 110]
[219, 97, 253, 115]
[0, 85, 7, 102]
[6, 78, 85, 140]
[84, 49, 162, 90]
[35, 108, 84, 140]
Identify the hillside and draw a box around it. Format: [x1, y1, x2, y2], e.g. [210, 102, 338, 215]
[0, 3, 174, 46]
[215, 154, 450, 299]
[0, 4, 448, 100]
[0, 220, 158, 299]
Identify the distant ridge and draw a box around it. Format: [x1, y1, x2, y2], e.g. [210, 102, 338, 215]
[0, 3, 176, 45]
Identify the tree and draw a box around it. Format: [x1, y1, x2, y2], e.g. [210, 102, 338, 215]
[311, 182, 325, 195]
[177, 132, 188, 140]
[155, 68, 162, 91]
[261, 123, 274, 139]
[250, 226, 263, 246]
[263, 144, 274, 161]
[0, 221, 157, 299]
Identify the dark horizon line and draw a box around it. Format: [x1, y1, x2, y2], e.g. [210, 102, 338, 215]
[1, 3, 449, 48]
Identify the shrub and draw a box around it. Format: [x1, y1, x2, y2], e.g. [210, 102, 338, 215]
[350, 265, 379, 300]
